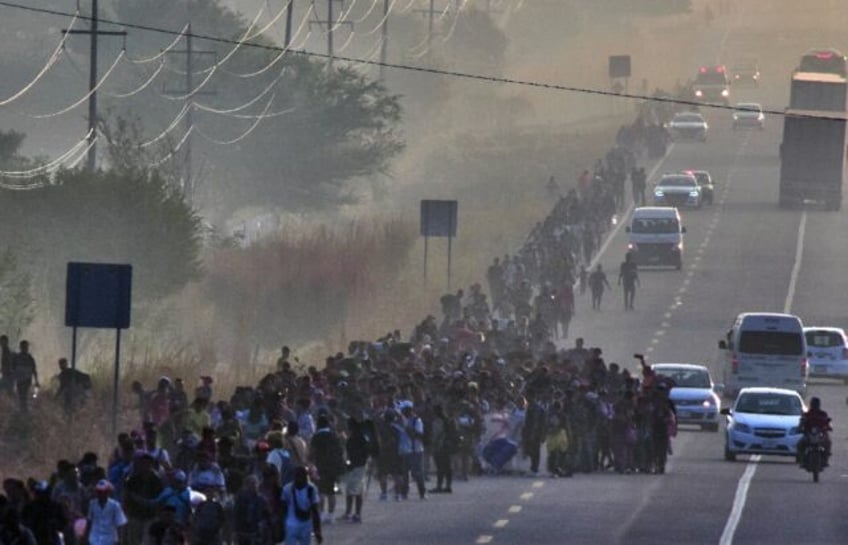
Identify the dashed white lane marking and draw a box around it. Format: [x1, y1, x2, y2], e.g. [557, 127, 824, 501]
[519, 492, 534, 501]
[645, 346, 654, 353]
[661, 321, 670, 328]
[651, 338, 660, 344]
[493, 520, 509, 529]
[721, 210, 807, 545]
[532, 481, 545, 489]
[664, 312, 672, 319]
[476, 536, 494, 544]
[655, 330, 666, 337]
[508, 505, 522, 514]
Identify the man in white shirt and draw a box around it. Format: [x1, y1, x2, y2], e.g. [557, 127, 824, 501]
[85, 480, 128, 545]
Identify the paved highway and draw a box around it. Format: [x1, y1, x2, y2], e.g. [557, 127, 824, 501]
[321, 91, 848, 545]
[323, 5, 848, 545]
[320, 111, 848, 544]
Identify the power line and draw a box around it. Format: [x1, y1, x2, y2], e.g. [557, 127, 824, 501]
[62, 0, 127, 172]
[0, 0, 845, 121]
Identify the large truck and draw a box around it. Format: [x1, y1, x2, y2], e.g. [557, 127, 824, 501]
[789, 72, 847, 111]
[779, 109, 847, 210]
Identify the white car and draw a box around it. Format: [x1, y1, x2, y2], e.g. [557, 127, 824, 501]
[804, 327, 848, 383]
[721, 387, 805, 461]
[732, 103, 765, 130]
[653, 173, 702, 208]
[652, 363, 722, 431]
[668, 112, 708, 141]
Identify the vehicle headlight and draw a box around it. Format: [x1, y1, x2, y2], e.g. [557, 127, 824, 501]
[689, 190, 699, 197]
[695, 89, 703, 97]
[721, 89, 729, 97]
[733, 114, 739, 120]
[628, 243, 638, 251]
[733, 422, 751, 434]
[654, 190, 664, 197]
[702, 398, 715, 408]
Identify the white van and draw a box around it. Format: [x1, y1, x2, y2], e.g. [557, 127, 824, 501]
[625, 207, 686, 269]
[718, 312, 808, 398]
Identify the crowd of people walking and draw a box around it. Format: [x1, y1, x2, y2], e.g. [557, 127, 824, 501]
[0, 117, 673, 545]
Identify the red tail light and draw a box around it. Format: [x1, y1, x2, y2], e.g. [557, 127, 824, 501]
[801, 357, 808, 376]
[731, 354, 739, 374]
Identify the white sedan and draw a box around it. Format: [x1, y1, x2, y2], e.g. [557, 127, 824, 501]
[652, 363, 722, 431]
[668, 112, 708, 141]
[722, 387, 805, 461]
[732, 103, 765, 130]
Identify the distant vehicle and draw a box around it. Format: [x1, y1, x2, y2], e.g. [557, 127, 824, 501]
[652, 363, 722, 432]
[789, 72, 847, 111]
[668, 112, 708, 142]
[721, 387, 805, 461]
[797, 48, 848, 77]
[683, 170, 716, 204]
[804, 327, 848, 383]
[693, 65, 730, 104]
[730, 60, 760, 87]
[732, 103, 765, 131]
[625, 206, 685, 270]
[779, 108, 847, 210]
[653, 173, 702, 209]
[718, 312, 808, 398]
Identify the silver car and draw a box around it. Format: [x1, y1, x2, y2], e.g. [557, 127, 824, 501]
[668, 112, 708, 141]
[732, 102, 765, 130]
[721, 387, 805, 461]
[652, 363, 722, 431]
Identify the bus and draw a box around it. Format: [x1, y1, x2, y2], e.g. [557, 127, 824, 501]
[798, 48, 848, 77]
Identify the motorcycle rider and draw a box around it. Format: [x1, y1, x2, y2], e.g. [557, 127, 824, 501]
[796, 397, 832, 466]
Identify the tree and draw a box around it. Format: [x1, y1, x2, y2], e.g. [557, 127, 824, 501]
[112, 0, 405, 212]
[0, 250, 34, 339]
[0, 166, 202, 306]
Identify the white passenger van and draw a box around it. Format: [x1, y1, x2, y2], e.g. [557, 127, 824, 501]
[625, 207, 686, 269]
[718, 312, 808, 398]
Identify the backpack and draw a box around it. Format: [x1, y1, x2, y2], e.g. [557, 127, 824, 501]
[268, 448, 294, 486]
[284, 483, 315, 522]
[193, 499, 224, 539]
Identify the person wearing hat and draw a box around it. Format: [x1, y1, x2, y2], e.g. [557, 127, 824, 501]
[85, 480, 127, 545]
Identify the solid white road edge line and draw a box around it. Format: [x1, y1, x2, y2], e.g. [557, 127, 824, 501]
[719, 209, 807, 545]
[718, 454, 761, 545]
[784, 210, 807, 314]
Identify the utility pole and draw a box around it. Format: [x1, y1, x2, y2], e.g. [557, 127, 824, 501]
[310, 0, 353, 67]
[379, 0, 389, 79]
[285, 0, 295, 47]
[164, 24, 217, 202]
[63, 0, 126, 172]
[415, 0, 445, 63]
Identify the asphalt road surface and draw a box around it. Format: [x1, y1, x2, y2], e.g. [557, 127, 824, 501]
[320, 58, 848, 545]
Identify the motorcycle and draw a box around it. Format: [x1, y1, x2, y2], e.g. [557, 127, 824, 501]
[801, 428, 827, 482]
